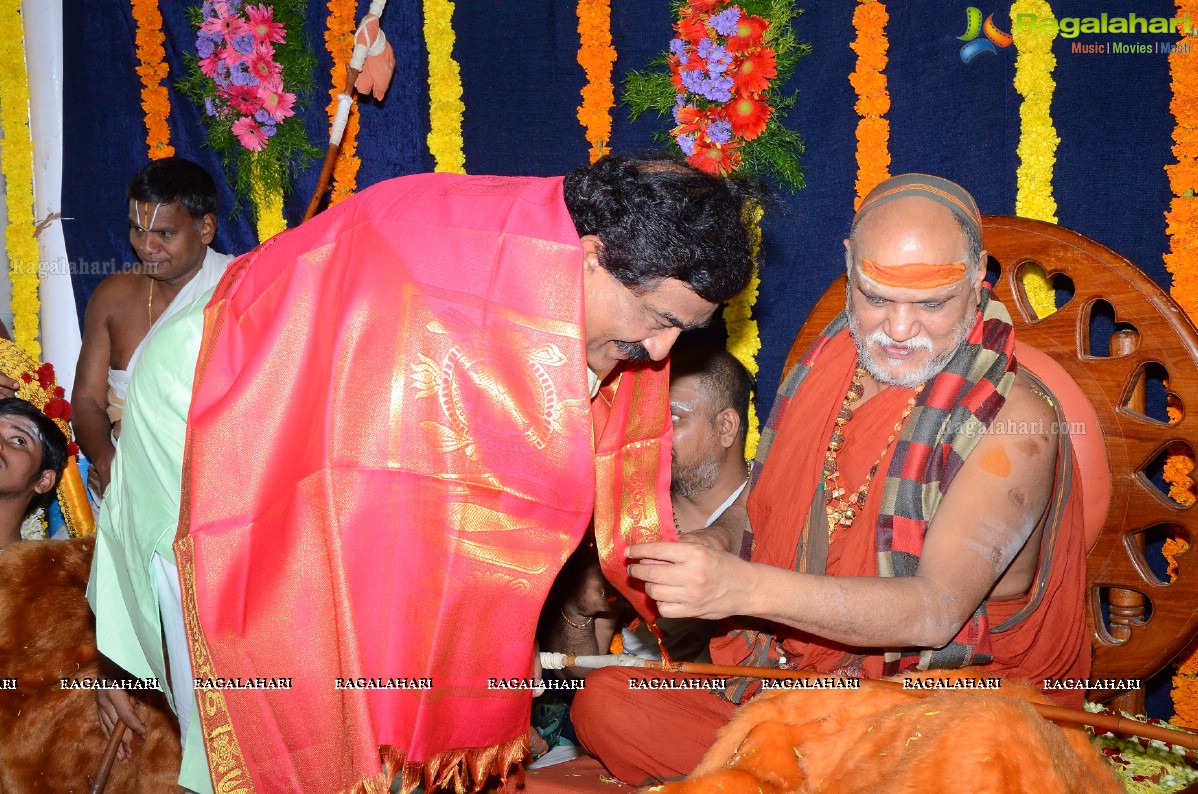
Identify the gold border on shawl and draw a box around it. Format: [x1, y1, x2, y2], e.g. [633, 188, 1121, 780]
[175, 254, 256, 793]
[593, 366, 671, 620]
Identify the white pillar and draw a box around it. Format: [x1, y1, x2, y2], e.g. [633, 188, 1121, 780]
[24, 0, 81, 395]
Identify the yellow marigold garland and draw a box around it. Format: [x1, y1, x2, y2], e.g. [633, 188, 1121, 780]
[0, 2, 40, 358]
[1164, 2, 1198, 729]
[1010, 0, 1059, 319]
[576, 0, 616, 163]
[131, 0, 174, 159]
[849, 0, 890, 210]
[424, 0, 466, 173]
[251, 155, 287, 242]
[725, 200, 763, 459]
[324, 0, 360, 204]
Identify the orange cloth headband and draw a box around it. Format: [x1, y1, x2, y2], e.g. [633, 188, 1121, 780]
[859, 258, 967, 289]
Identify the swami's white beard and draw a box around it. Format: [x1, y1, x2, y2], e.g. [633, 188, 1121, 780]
[847, 312, 972, 388]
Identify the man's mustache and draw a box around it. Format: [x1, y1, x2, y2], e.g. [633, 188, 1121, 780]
[614, 340, 651, 361]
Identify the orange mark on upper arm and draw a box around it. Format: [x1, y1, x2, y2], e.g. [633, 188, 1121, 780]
[978, 446, 1011, 478]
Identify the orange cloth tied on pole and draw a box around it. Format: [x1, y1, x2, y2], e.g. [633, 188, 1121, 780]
[175, 174, 672, 792]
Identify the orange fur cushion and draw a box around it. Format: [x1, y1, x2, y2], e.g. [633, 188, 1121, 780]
[652, 671, 1122, 793]
[0, 537, 182, 792]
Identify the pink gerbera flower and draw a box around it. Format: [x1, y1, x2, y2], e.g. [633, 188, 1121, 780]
[199, 4, 249, 44]
[232, 116, 268, 151]
[198, 52, 223, 78]
[245, 4, 286, 45]
[257, 84, 296, 122]
[224, 84, 262, 115]
[246, 43, 282, 84]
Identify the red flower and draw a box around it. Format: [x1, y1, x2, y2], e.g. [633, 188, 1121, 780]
[673, 104, 709, 135]
[19, 372, 31, 384]
[67, 442, 79, 458]
[686, 0, 724, 12]
[726, 15, 770, 53]
[36, 363, 54, 390]
[669, 58, 686, 93]
[676, 13, 708, 44]
[688, 137, 741, 176]
[727, 94, 773, 140]
[44, 398, 65, 420]
[53, 386, 64, 398]
[730, 48, 777, 95]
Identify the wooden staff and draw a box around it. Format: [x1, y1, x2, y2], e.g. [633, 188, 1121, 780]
[541, 653, 1198, 752]
[303, 0, 390, 222]
[303, 68, 361, 223]
[89, 720, 126, 794]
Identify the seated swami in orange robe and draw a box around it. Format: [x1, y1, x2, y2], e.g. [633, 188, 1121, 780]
[573, 174, 1090, 786]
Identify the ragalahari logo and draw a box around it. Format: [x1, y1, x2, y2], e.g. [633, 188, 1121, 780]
[958, 7, 1013, 63]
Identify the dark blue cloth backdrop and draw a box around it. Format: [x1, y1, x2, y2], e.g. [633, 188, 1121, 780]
[63, 0, 1180, 415]
[62, 1, 1182, 712]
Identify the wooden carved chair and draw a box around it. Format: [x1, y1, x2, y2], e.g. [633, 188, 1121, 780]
[785, 215, 1198, 713]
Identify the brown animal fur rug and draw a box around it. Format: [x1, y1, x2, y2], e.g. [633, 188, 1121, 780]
[0, 537, 182, 793]
[648, 671, 1123, 794]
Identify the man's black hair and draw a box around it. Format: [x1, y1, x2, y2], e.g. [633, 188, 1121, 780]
[127, 157, 219, 223]
[0, 397, 68, 512]
[670, 347, 755, 442]
[563, 153, 759, 303]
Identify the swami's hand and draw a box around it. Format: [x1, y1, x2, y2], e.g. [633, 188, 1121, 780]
[0, 374, 18, 399]
[96, 687, 146, 762]
[627, 541, 750, 621]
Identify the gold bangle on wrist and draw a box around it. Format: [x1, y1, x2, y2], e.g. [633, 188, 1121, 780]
[560, 606, 594, 630]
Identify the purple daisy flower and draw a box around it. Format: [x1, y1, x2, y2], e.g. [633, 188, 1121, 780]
[669, 37, 688, 64]
[701, 75, 734, 103]
[697, 37, 715, 59]
[231, 32, 255, 56]
[676, 133, 696, 156]
[197, 35, 217, 59]
[213, 62, 231, 88]
[261, 121, 277, 138]
[229, 61, 254, 87]
[680, 68, 706, 95]
[706, 120, 733, 145]
[706, 45, 732, 74]
[204, 96, 218, 117]
[709, 8, 742, 37]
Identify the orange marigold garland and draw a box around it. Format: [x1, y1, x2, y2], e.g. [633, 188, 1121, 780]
[131, 0, 174, 159]
[1165, 0, 1198, 729]
[324, 0, 361, 204]
[576, 0, 616, 163]
[849, 0, 890, 209]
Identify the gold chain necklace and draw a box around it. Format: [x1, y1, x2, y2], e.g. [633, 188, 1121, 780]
[147, 279, 154, 326]
[821, 366, 923, 538]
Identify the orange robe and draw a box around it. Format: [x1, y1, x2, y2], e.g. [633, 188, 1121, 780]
[575, 332, 1090, 785]
[724, 332, 1090, 704]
